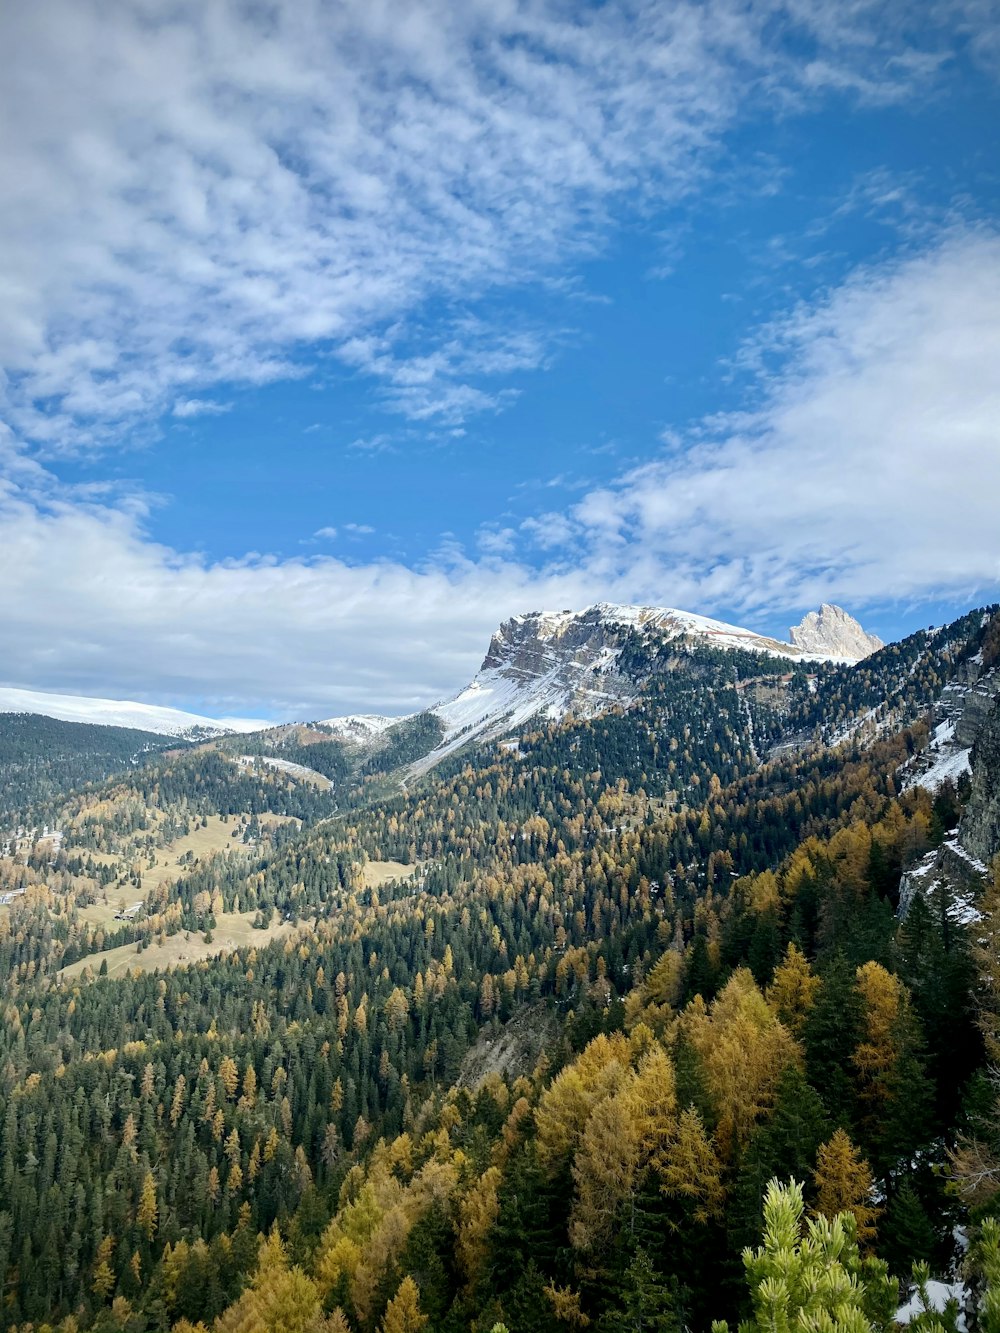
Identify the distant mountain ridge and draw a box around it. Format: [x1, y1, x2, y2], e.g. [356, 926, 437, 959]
[0, 685, 266, 739]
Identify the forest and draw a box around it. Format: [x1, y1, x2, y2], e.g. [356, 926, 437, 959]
[0, 607, 998, 1333]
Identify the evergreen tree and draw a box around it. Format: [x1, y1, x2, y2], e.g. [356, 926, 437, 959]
[711, 1179, 897, 1333]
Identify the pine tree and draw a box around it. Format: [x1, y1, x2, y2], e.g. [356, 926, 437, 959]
[880, 1181, 938, 1280]
[711, 1179, 897, 1333]
[971, 1217, 1000, 1333]
[727, 1065, 829, 1253]
[600, 1248, 677, 1333]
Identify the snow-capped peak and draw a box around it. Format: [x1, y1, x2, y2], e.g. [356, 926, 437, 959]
[0, 685, 267, 739]
[483, 602, 834, 669]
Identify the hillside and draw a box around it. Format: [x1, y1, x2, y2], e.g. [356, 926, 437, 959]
[0, 602, 998, 1333]
[0, 712, 182, 824]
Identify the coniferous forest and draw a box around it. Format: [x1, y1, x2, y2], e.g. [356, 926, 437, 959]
[1, 608, 1000, 1333]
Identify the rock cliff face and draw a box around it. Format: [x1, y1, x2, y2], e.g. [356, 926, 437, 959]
[789, 604, 883, 660]
[961, 696, 1000, 867]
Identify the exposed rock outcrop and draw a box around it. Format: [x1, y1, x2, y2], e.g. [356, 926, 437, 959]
[789, 604, 883, 660]
[897, 838, 986, 922]
[961, 696, 1000, 868]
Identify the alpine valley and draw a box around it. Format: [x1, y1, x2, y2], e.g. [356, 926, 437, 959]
[2, 598, 1000, 1333]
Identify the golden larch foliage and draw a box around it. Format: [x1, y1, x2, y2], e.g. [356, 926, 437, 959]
[569, 1077, 643, 1253]
[658, 1107, 725, 1222]
[675, 968, 802, 1157]
[814, 1128, 879, 1249]
[765, 943, 821, 1035]
[534, 1032, 631, 1168]
[380, 1276, 428, 1333]
[455, 1166, 502, 1288]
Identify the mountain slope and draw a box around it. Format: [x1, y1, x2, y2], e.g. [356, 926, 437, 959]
[0, 712, 180, 821]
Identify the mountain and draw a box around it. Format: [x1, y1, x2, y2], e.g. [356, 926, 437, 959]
[404, 600, 876, 772]
[789, 602, 883, 658]
[962, 694, 1000, 865]
[2, 602, 879, 755]
[0, 684, 267, 739]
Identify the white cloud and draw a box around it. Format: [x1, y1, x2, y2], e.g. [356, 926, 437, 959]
[568, 230, 1000, 612]
[0, 6, 998, 715]
[0, 488, 618, 716]
[0, 0, 973, 445]
[172, 398, 233, 419]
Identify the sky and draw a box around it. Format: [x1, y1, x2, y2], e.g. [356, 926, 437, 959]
[1, 0, 999, 721]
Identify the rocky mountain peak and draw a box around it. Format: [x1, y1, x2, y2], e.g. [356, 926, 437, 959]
[789, 604, 882, 660]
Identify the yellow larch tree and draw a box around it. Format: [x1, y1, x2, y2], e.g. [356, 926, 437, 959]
[814, 1128, 879, 1249]
[852, 961, 907, 1128]
[658, 1107, 725, 1223]
[137, 1169, 158, 1241]
[455, 1166, 502, 1290]
[676, 968, 802, 1158]
[380, 1276, 428, 1333]
[766, 942, 821, 1035]
[569, 1074, 643, 1254]
[534, 1032, 631, 1168]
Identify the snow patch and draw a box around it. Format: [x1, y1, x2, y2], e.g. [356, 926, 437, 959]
[896, 1279, 968, 1331]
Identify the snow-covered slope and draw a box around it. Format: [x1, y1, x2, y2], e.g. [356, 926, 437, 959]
[409, 601, 856, 774]
[316, 714, 397, 745]
[0, 685, 266, 739]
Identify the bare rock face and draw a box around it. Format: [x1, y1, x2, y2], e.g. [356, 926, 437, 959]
[789, 604, 883, 660]
[961, 696, 1000, 867]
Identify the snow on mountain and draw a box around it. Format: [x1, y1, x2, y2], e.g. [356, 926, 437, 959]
[789, 603, 882, 659]
[901, 660, 999, 795]
[408, 601, 844, 774]
[902, 720, 973, 793]
[0, 685, 267, 739]
[316, 714, 397, 745]
[0, 599, 880, 761]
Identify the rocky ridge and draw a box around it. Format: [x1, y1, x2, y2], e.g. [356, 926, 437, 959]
[407, 601, 876, 774]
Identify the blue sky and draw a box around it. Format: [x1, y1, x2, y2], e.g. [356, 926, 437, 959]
[1, 0, 999, 718]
